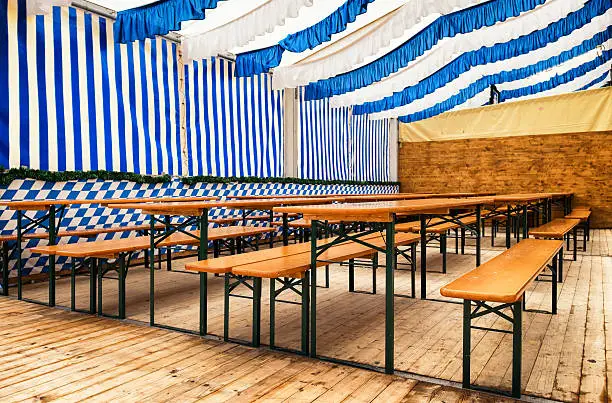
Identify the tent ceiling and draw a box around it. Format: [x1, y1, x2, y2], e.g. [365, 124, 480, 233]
[58, 0, 612, 123]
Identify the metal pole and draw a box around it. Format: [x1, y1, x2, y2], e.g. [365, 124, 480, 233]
[16, 210, 22, 300]
[149, 215, 156, 325]
[462, 299, 471, 389]
[48, 205, 56, 307]
[512, 299, 523, 398]
[475, 205, 481, 267]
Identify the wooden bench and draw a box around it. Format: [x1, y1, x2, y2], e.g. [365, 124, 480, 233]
[28, 226, 275, 319]
[529, 218, 581, 265]
[565, 209, 591, 252]
[185, 232, 420, 349]
[0, 223, 166, 296]
[440, 239, 564, 398]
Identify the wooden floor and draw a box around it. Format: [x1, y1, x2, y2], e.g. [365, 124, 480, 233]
[12, 228, 612, 402]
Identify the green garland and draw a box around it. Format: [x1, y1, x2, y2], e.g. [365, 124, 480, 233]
[180, 175, 399, 187]
[0, 168, 399, 187]
[0, 168, 171, 186]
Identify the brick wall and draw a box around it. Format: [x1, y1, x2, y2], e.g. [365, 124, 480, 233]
[398, 131, 612, 228]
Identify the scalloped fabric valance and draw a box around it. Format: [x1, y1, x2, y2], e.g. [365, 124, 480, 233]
[304, 0, 547, 101]
[114, 0, 223, 44]
[398, 50, 611, 123]
[353, 0, 611, 116]
[234, 0, 374, 76]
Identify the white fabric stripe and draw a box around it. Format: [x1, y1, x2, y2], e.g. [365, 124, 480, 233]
[182, 0, 314, 61]
[76, 9, 90, 171]
[43, 10, 57, 170]
[215, 59, 225, 176]
[60, 7, 74, 170]
[330, 0, 587, 108]
[231, 69, 241, 176]
[205, 58, 216, 175]
[187, 63, 197, 175]
[369, 9, 612, 119]
[91, 17, 106, 170]
[7, 0, 19, 168]
[26, 11, 39, 169]
[223, 60, 233, 177]
[26, 0, 70, 16]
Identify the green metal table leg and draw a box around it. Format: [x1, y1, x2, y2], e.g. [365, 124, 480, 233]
[558, 248, 563, 283]
[149, 215, 156, 326]
[310, 220, 318, 358]
[505, 205, 511, 249]
[70, 259, 76, 311]
[165, 215, 172, 271]
[384, 217, 395, 374]
[410, 243, 416, 299]
[97, 258, 103, 316]
[552, 254, 558, 315]
[302, 274, 309, 354]
[348, 258, 355, 292]
[199, 211, 209, 336]
[2, 241, 8, 296]
[441, 234, 447, 274]
[252, 277, 262, 347]
[420, 215, 427, 299]
[16, 211, 22, 300]
[282, 213, 289, 246]
[48, 205, 56, 307]
[475, 205, 481, 267]
[522, 204, 528, 242]
[372, 253, 378, 294]
[224, 273, 230, 341]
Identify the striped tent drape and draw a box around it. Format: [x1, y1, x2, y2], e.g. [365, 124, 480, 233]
[0, 0, 184, 175]
[297, 90, 389, 181]
[184, 58, 285, 177]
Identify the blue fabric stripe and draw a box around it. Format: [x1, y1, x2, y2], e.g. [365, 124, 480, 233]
[68, 8, 83, 171]
[355, 0, 611, 115]
[577, 69, 609, 90]
[218, 59, 228, 175]
[227, 62, 237, 177]
[400, 50, 612, 123]
[160, 41, 172, 174]
[114, 0, 223, 43]
[210, 58, 219, 175]
[98, 16, 113, 171]
[235, 0, 374, 76]
[305, 0, 546, 101]
[17, 0, 29, 168]
[52, 7, 66, 171]
[0, 0, 8, 168]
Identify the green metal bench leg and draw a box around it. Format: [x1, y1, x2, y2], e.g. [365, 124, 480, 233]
[224, 273, 230, 341]
[558, 248, 563, 283]
[552, 254, 558, 315]
[325, 265, 330, 288]
[454, 228, 459, 254]
[90, 258, 97, 314]
[372, 253, 378, 294]
[573, 227, 577, 261]
[384, 218, 395, 374]
[512, 299, 523, 398]
[97, 258, 103, 316]
[441, 234, 447, 274]
[302, 274, 309, 354]
[460, 228, 465, 255]
[199, 212, 209, 336]
[310, 221, 318, 358]
[348, 258, 355, 292]
[165, 215, 172, 271]
[118, 255, 126, 319]
[1, 241, 8, 296]
[269, 278, 275, 347]
[70, 259, 76, 311]
[252, 277, 262, 347]
[462, 299, 471, 389]
[16, 211, 22, 300]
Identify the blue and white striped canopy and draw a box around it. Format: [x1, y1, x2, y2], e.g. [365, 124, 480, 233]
[32, 0, 612, 123]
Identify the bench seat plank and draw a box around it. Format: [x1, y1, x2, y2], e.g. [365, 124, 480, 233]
[231, 233, 420, 279]
[396, 216, 477, 234]
[529, 218, 580, 239]
[440, 239, 563, 303]
[565, 210, 591, 221]
[29, 226, 275, 259]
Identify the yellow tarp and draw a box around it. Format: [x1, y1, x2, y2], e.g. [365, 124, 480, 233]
[400, 87, 612, 142]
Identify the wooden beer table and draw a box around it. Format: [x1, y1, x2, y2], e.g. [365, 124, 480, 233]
[110, 197, 344, 335]
[275, 196, 493, 375]
[0, 195, 217, 306]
